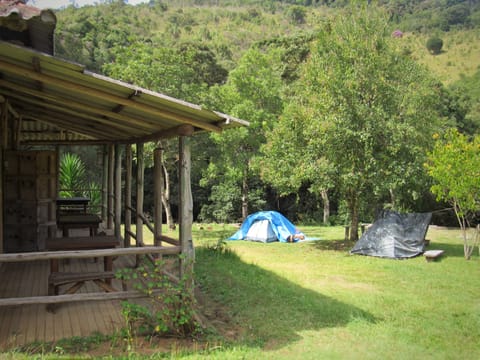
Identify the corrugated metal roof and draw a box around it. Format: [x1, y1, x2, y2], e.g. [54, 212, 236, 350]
[0, 41, 248, 145]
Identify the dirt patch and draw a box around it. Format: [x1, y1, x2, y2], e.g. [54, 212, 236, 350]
[312, 239, 356, 251]
[82, 286, 242, 357]
[194, 286, 243, 342]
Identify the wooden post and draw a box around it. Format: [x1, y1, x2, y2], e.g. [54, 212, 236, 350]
[0, 146, 3, 253]
[179, 136, 194, 292]
[14, 115, 22, 150]
[153, 146, 163, 248]
[114, 144, 122, 239]
[1, 100, 7, 149]
[107, 144, 114, 230]
[136, 143, 144, 249]
[0, 101, 6, 252]
[101, 145, 108, 221]
[124, 144, 132, 248]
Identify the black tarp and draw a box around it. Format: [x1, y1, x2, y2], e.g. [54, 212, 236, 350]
[350, 210, 432, 259]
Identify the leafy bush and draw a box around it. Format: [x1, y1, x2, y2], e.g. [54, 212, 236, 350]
[286, 5, 307, 24]
[426, 36, 444, 54]
[116, 257, 200, 342]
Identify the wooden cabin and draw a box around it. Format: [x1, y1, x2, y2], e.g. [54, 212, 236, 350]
[0, 11, 246, 348]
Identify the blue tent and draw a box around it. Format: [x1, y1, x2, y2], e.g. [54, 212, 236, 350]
[229, 211, 305, 243]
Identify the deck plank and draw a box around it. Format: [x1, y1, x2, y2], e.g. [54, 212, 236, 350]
[0, 256, 137, 350]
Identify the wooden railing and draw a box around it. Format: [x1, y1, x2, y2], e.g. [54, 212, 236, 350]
[0, 246, 181, 307]
[126, 205, 180, 247]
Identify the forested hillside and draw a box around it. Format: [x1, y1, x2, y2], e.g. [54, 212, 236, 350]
[46, 0, 479, 226]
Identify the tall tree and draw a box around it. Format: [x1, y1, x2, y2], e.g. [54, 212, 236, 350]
[262, 4, 447, 240]
[202, 48, 284, 221]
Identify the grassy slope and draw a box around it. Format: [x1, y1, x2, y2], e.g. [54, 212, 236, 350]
[400, 29, 480, 85]
[135, 224, 480, 359]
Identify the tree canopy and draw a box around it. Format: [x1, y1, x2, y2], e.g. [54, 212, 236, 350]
[261, 5, 448, 239]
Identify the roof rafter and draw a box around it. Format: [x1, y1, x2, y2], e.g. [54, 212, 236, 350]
[0, 59, 223, 133]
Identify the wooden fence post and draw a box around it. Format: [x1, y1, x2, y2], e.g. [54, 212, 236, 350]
[179, 136, 194, 293]
[154, 146, 163, 248]
[124, 144, 132, 248]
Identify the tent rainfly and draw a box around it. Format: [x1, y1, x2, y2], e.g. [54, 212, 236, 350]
[229, 211, 305, 243]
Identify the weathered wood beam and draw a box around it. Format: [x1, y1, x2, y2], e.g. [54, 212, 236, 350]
[136, 143, 144, 249]
[154, 146, 163, 248]
[1, 101, 7, 149]
[0, 79, 158, 132]
[160, 235, 180, 246]
[124, 144, 132, 248]
[126, 124, 195, 144]
[0, 147, 3, 253]
[107, 144, 114, 230]
[20, 111, 117, 140]
[14, 115, 22, 149]
[0, 60, 223, 133]
[0, 290, 159, 307]
[23, 139, 117, 145]
[114, 144, 122, 239]
[179, 136, 194, 292]
[6, 101, 19, 118]
[1, 91, 143, 136]
[0, 246, 181, 262]
[101, 145, 108, 221]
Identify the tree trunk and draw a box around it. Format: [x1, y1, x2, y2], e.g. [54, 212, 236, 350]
[350, 206, 360, 242]
[389, 188, 396, 209]
[321, 189, 330, 224]
[241, 169, 249, 221]
[347, 190, 360, 241]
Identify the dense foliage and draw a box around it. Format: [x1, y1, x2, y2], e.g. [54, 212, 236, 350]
[40, 0, 480, 225]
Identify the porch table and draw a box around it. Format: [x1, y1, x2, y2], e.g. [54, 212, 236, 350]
[57, 214, 102, 237]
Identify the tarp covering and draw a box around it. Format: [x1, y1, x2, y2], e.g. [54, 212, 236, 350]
[350, 210, 432, 259]
[229, 211, 305, 243]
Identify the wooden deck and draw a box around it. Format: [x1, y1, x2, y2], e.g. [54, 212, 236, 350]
[0, 255, 135, 350]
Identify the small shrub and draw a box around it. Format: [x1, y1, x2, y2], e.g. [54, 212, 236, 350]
[116, 257, 200, 342]
[401, 47, 412, 56]
[426, 36, 444, 55]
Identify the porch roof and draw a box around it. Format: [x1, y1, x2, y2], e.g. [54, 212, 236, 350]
[0, 40, 248, 145]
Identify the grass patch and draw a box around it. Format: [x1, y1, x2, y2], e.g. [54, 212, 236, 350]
[192, 224, 480, 359]
[400, 29, 480, 85]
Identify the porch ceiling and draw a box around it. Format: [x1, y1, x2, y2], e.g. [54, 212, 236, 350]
[0, 41, 248, 145]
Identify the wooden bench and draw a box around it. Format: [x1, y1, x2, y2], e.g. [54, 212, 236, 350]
[57, 214, 102, 237]
[48, 271, 116, 296]
[424, 250, 444, 262]
[46, 235, 120, 301]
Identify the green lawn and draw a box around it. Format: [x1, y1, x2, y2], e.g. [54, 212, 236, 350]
[183, 224, 480, 359]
